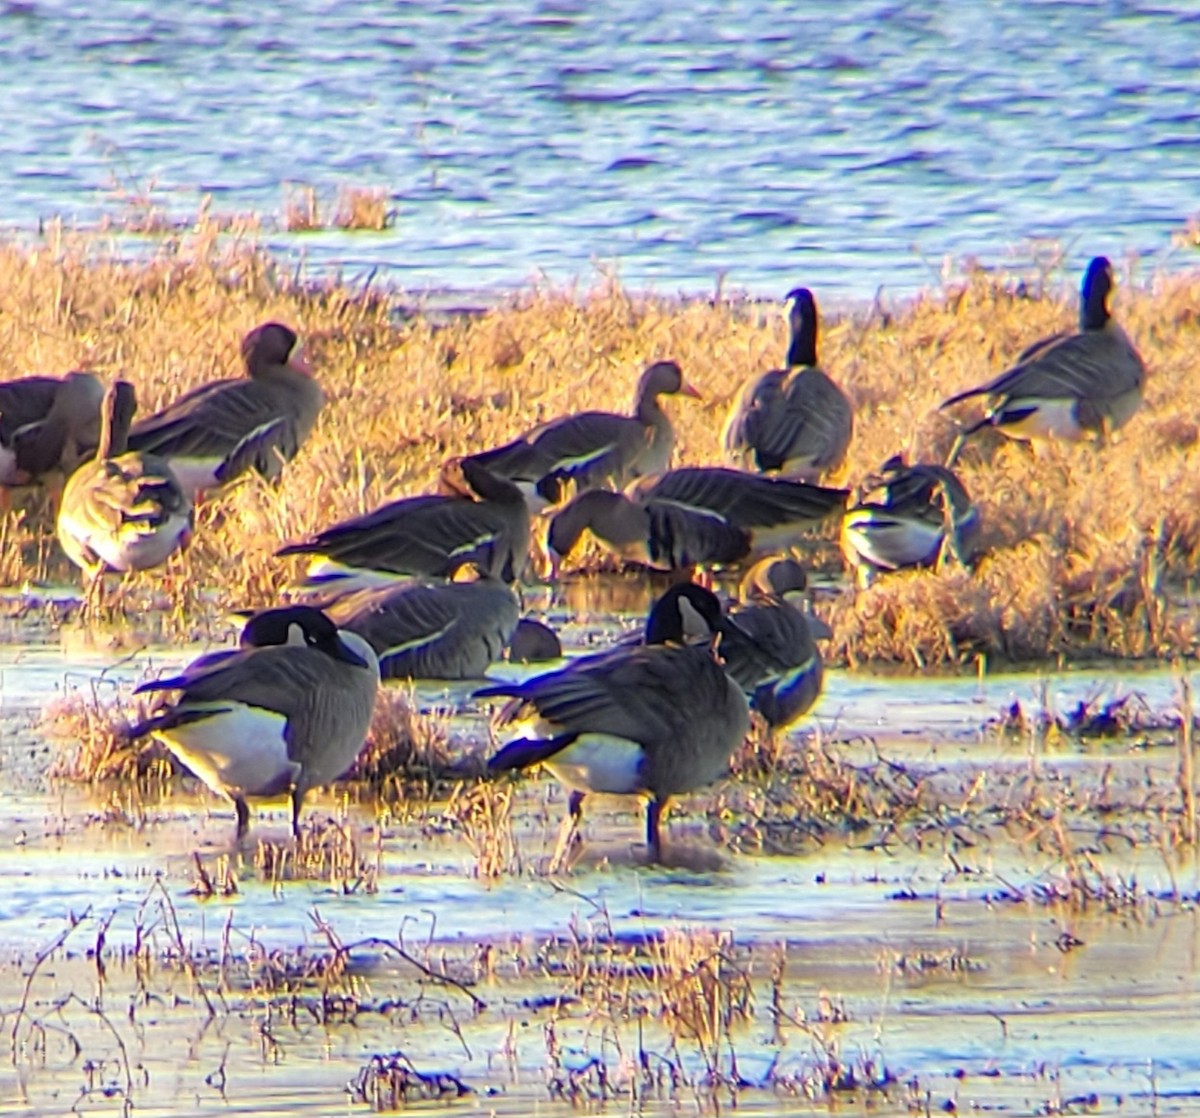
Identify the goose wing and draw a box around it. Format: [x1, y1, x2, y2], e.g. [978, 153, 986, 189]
[635, 468, 847, 530]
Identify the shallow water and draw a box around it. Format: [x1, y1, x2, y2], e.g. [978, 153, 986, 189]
[1, 1, 1198, 300]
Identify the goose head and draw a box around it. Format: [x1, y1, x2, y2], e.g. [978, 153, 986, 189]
[1079, 256, 1114, 332]
[783, 287, 818, 368]
[240, 604, 372, 669]
[242, 322, 312, 378]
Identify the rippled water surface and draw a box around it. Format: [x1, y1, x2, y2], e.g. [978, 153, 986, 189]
[1, 1, 1198, 299]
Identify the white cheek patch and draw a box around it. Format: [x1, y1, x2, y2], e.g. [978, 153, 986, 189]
[153, 702, 300, 801]
[996, 398, 1084, 441]
[545, 733, 647, 795]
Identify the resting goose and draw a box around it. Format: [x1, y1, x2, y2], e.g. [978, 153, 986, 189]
[467, 360, 700, 509]
[56, 381, 193, 602]
[723, 288, 854, 481]
[277, 457, 531, 592]
[127, 322, 325, 493]
[941, 257, 1146, 462]
[841, 456, 981, 586]
[128, 605, 380, 839]
[0, 370, 105, 485]
[481, 583, 750, 860]
[507, 617, 563, 663]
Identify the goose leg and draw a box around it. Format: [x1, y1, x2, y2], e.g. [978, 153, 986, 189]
[234, 796, 251, 842]
[290, 790, 304, 838]
[645, 797, 669, 862]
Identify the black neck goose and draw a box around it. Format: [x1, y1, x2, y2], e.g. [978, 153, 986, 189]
[128, 605, 380, 839]
[126, 322, 326, 493]
[717, 558, 826, 735]
[941, 257, 1146, 463]
[276, 457, 531, 593]
[56, 381, 193, 604]
[467, 360, 700, 510]
[723, 288, 854, 482]
[481, 583, 750, 861]
[323, 575, 520, 681]
[840, 456, 981, 587]
[0, 370, 104, 485]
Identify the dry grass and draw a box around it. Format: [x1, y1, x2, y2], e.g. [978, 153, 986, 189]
[2, 222, 1200, 666]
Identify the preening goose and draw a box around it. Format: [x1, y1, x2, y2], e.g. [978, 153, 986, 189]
[0, 370, 105, 485]
[127, 322, 325, 493]
[467, 360, 700, 509]
[723, 288, 854, 481]
[941, 257, 1146, 461]
[277, 457, 531, 593]
[56, 381, 192, 601]
[481, 582, 750, 861]
[128, 605, 380, 839]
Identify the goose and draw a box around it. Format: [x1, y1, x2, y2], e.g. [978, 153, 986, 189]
[507, 617, 563, 663]
[547, 468, 847, 575]
[127, 605, 380, 839]
[56, 381, 193, 603]
[127, 322, 325, 493]
[723, 288, 854, 481]
[467, 360, 701, 510]
[718, 558, 827, 734]
[481, 583, 750, 860]
[0, 370, 105, 485]
[323, 576, 520, 681]
[841, 455, 981, 586]
[941, 257, 1146, 462]
[277, 457, 531, 592]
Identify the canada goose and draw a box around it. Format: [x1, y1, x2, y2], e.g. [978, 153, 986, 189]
[719, 558, 826, 734]
[481, 583, 750, 861]
[0, 370, 105, 485]
[128, 605, 380, 839]
[467, 360, 701, 510]
[127, 322, 325, 493]
[277, 458, 531, 593]
[56, 381, 193, 604]
[841, 456, 981, 586]
[323, 576, 520, 680]
[941, 257, 1146, 462]
[547, 468, 847, 575]
[723, 288, 854, 481]
[507, 617, 563, 663]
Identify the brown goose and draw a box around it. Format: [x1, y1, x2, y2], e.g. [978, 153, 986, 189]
[841, 455, 982, 586]
[323, 576, 520, 681]
[56, 381, 193, 602]
[0, 370, 104, 485]
[547, 467, 847, 575]
[128, 605, 379, 839]
[723, 288, 854, 481]
[127, 322, 325, 493]
[481, 583, 750, 860]
[941, 257, 1146, 462]
[467, 360, 700, 509]
[277, 457, 531, 593]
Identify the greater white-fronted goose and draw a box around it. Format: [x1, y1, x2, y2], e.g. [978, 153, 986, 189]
[0, 370, 104, 485]
[723, 288, 854, 481]
[56, 381, 193, 602]
[467, 360, 700, 509]
[128, 605, 380, 839]
[277, 457, 531, 592]
[323, 576, 520, 681]
[127, 322, 325, 493]
[941, 257, 1146, 462]
[718, 558, 826, 734]
[481, 583, 750, 861]
[547, 468, 847, 575]
[841, 455, 982, 586]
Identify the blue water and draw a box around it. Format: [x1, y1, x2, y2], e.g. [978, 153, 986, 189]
[1, 1, 1197, 300]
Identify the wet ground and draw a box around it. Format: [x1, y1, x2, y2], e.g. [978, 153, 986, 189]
[1, 586, 1199, 1116]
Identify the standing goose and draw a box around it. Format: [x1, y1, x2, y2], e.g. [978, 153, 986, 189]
[56, 381, 193, 604]
[723, 288, 854, 482]
[127, 605, 380, 839]
[277, 457, 531, 593]
[841, 455, 981, 586]
[481, 583, 750, 861]
[323, 575, 520, 681]
[0, 371, 105, 485]
[467, 360, 701, 510]
[127, 322, 325, 493]
[941, 257, 1146, 462]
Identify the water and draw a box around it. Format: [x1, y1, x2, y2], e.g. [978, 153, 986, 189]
[1, 1, 1197, 302]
